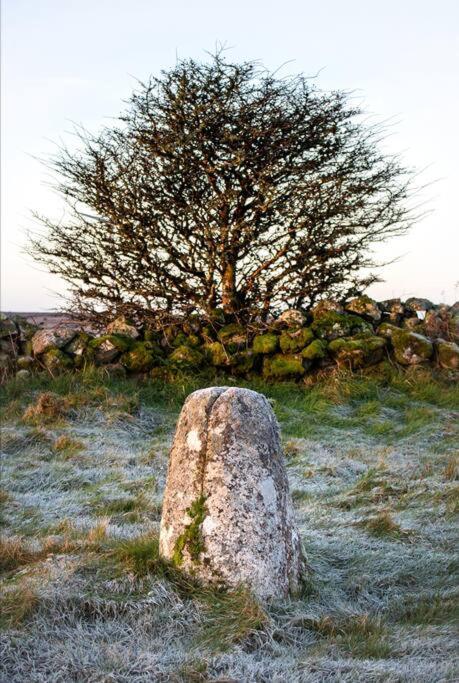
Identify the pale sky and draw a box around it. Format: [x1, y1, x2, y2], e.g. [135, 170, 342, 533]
[1, 0, 458, 311]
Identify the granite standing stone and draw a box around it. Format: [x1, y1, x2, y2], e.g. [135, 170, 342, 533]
[159, 387, 303, 600]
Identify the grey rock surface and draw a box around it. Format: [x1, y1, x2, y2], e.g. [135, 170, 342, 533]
[159, 387, 303, 600]
[276, 309, 306, 328]
[106, 316, 140, 339]
[32, 328, 76, 356]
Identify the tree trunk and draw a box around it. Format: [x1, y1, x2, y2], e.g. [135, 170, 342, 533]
[221, 262, 237, 314]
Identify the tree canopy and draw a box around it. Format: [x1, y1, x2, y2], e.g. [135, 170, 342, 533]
[31, 53, 414, 323]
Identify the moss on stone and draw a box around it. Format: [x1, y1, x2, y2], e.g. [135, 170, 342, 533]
[345, 295, 381, 322]
[328, 335, 386, 369]
[143, 328, 161, 343]
[253, 333, 279, 354]
[377, 323, 402, 339]
[230, 350, 256, 376]
[217, 323, 246, 353]
[88, 334, 132, 354]
[172, 494, 207, 567]
[437, 340, 459, 370]
[390, 330, 433, 366]
[17, 355, 34, 370]
[171, 331, 189, 348]
[217, 322, 245, 339]
[42, 348, 73, 372]
[205, 341, 229, 366]
[171, 331, 201, 348]
[120, 341, 160, 372]
[279, 327, 314, 353]
[301, 339, 328, 361]
[311, 311, 372, 340]
[262, 354, 305, 380]
[169, 345, 204, 368]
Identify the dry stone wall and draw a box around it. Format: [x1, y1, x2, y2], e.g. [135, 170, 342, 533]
[1, 295, 458, 380]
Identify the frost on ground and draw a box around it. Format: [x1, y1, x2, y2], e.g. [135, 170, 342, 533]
[0, 369, 458, 682]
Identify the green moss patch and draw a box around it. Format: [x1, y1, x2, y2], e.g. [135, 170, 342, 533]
[262, 354, 305, 379]
[301, 339, 328, 361]
[253, 333, 279, 354]
[169, 345, 204, 368]
[311, 311, 372, 340]
[121, 341, 160, 372]
[205, 341, 229, 366]
[172, 495, 207, 567]
[279, 327, 314, 353]
[328, 335, 386, 369]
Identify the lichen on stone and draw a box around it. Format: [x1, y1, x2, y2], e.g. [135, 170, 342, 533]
[345, 295, 381, 322]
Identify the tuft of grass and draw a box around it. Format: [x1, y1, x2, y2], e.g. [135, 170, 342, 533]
[22, 392, 68, 425]
[398, 406, 437, 436]
[395, 594, 458, 625]
[0, 534, 79, 573]
[442, 485, 459, 516]
[0, 584, 39, 629]
[298, 612, 390, 659]
[174, 660, 209, 683]
[107, 534, 170, 578]
[356, 511, 410, 539]
[90, 491, 154, 523]
[86, 518, 111, 545]
[0, 536, 38, 572]
[338, 615, 390, 659]
[444, 456, 458, 482]
[52, 434, 84, 458]
[337, 469, 407, 510]
[354, 400, 381, 417]
[197, 585, 268, 651]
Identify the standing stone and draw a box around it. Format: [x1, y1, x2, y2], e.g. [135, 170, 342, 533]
[159, 387, 303, 601]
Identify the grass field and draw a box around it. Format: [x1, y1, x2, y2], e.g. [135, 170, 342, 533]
[1, 365, 458, 682]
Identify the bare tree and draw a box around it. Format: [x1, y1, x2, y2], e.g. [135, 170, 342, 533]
[30, 52, 415, 324]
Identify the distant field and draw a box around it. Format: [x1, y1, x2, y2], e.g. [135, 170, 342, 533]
[1, 368, 458, 682]
[4, 312, 97, 331]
